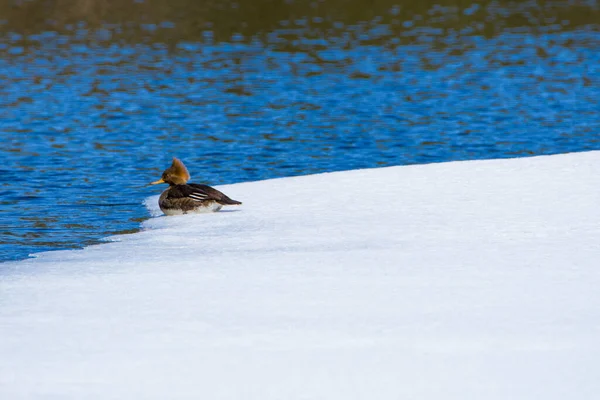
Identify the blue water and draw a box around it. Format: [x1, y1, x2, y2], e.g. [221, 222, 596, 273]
[1, 6, 599, 262]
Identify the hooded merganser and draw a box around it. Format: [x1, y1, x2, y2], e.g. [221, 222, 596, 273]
[150, 157, 242, 215]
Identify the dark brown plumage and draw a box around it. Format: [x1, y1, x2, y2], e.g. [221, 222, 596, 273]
[151, 158, 242, 215]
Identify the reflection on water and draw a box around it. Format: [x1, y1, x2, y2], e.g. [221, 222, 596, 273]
[0, 0, 599, 262]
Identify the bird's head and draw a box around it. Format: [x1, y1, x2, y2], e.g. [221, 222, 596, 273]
[151, 157, 191, 186]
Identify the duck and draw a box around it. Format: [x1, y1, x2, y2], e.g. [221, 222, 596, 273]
[150, 157, 242, 215]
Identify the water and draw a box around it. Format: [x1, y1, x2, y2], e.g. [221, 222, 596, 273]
[1, 0, 599, 262]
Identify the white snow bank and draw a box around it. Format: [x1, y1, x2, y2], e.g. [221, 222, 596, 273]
[2, 152, 600, 400]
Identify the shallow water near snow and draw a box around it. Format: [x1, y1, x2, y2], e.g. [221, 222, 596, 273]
[0, 1, 599, 261]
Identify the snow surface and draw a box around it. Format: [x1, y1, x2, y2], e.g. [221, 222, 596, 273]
[2, 152, 600, 399]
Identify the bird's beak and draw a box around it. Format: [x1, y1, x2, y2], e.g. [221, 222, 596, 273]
[150, 178, 165, 185]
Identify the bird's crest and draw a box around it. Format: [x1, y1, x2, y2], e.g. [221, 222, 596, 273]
[170, 157, 191, 182]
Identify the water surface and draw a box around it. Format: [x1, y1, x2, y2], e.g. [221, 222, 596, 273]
[1, 0, 599, 262]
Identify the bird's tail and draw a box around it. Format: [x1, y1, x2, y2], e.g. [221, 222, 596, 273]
[217, 196, 242, 206]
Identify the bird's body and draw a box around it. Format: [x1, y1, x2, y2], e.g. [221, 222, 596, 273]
[151, 158, 241, 215]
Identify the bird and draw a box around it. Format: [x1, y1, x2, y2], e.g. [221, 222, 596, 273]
[150, 157, 242, 215]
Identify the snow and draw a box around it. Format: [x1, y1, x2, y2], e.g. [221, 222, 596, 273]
[1, 152, 600, 399]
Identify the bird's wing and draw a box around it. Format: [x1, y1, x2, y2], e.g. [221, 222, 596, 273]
[187, 183, 230, 202]
[168, 184, 225, 202]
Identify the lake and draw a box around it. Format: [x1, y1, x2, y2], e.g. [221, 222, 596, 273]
[0, 0, 599, 262]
